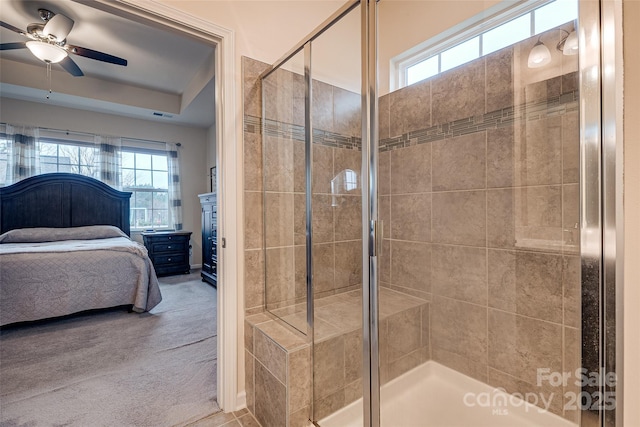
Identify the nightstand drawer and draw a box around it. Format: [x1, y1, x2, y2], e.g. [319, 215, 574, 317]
[150, 241, 188, 254]
[152, 252, 188, 266]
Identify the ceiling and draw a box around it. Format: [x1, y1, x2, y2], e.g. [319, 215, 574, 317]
[0, 0, 216, 128]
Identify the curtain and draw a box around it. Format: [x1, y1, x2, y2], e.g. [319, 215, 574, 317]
[95, 135, 122, 188]
[6, 125, 38, 184]
[167, 142, 183, 230]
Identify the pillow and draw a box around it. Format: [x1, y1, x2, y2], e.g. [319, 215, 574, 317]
[0, 225, 128, 243]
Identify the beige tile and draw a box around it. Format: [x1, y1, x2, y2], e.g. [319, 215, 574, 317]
[379, 150, 391, 196]
[254, 329, 287, 383]
[333, 87, 361, 137]
[263, 67, 295, 124]
[390, 193, 431, 242]
[515, 116, 562, 186]
[487, 367, 563, 417]
[563, 255, 581, 328]
[379, 238, 390, 283]
[294, 246, 307, 302]
[562, 184, 580, 251]
[487, 189, 516, 249]
[313, 388, 345, 421]
[513, 185, 563, 249]
[432, 191, 486, 247]
[432, 132, 486, 191]
[242, 57, 269, 118]
[265, 247, 296, 308]
[313, 243, 335, 295]
[292, 72, 305, 128]
[562, 111, 580, 184]
[379, 195, 390, 239]
[264, 192, 294, 247]
[432, 244, 487, 305]
[344, 328, 363, 383]
[431, 296, 487, 364]
[390, 241, 431, 294]
[563, 326, 581, 423]
[379, 94, 390, 140]
[490, 250, 563, 323]
[188, 411, 237, 427]
[387, 349, 423, 382]
[289, 346, 311, 413]
[525, 76, 561, 104]
[313, 79, 334, 133]
[487, 127, 515, 188]
[245, 249, 265, 311]
[334, 195, 361, 241]
[244, 132, 263, 192]
[488, 309, 563, 385]
[390, 143, 431, 194]
[421, 304, 430, 355]
[237, 413, 262, 427]
[488, 249, 517, 312]
[334, 148, 361, 183]
[315, 301, 362, 334]
[293, 140, 305, 193]
[254, 361, 286, 427]
[293, 194, 305, 246]
[344, 379, 363, 406]
[432, 57, 485, 125]
[313, 335, 345, 400]
[378, 288, 426, 318]
[486, 48, 514, 113]
[562, 71, 578, 93]
[289, 406, 310, 427]
[431, 346, 487, 383]
[390, 79, 431, 136]
[264, 135, 294, 192]
[313, 144, 333, 194]
[314, 194, 335, 244]
[334, 241, 362, 291]
[244, 191, 263, 250]
[245, 351, 255, 416]
[386, 306, 421, 361]
[256, 320, 308, 351]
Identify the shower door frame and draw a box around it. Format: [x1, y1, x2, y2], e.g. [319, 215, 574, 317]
[359, 0, 624, 427]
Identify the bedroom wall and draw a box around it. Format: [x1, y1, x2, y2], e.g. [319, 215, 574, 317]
[0, 97, 208, 267]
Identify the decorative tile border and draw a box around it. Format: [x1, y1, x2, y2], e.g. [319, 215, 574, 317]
[379, 89, 579, 152]
[244, 87, 578, 153]
[244, 115, 362, 150]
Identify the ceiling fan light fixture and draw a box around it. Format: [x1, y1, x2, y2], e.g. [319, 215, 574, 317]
[26, 40, 67, 63]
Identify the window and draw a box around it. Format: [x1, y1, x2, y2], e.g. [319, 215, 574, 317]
[38, 141, 98, 177]
[396, 0, 578, 89]
[122, 150, 170, 230]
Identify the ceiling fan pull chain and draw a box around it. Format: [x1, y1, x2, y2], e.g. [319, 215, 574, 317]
[46, 62, 52, 100]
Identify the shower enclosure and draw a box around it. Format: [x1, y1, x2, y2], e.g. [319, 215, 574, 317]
[255, 0, 618, 425]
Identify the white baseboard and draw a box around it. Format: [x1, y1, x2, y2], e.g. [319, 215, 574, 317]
[235, 391, 247, 411]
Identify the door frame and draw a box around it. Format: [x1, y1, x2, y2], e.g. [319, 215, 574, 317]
[80, 0, 242, 412]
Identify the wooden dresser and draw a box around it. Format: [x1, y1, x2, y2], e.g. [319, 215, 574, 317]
[199, 193, 217, 286]
[142, 231, 192, 276]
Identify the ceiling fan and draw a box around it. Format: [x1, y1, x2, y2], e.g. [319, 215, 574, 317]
[0, 8, 127, 77]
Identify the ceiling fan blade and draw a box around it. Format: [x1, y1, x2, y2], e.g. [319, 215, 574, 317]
[0, 21, 26, 35]
[67, 45, 127, 66]
[59, 56, 84, 77]
[43, 14, 74, 42]
[0, 42, 26, 50]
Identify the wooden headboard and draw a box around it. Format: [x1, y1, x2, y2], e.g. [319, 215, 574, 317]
[0, 173, 133, 236]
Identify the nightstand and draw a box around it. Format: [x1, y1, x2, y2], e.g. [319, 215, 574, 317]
[142, 231, 192, 276]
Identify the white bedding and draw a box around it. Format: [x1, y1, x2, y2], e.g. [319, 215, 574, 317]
[0, 232, 162, 326]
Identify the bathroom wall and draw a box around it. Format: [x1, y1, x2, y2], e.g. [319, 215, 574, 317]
[377, 27, 581, 421]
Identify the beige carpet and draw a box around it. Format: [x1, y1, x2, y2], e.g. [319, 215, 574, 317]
[0, 271, 219, 427]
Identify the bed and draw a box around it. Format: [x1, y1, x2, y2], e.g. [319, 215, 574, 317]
[0, 173, 162, 326]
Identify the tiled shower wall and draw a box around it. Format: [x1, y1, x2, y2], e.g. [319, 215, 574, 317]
[242, 22, 581, 423]
[377, 36, 580, 421]
[243, 57, 363, 315]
